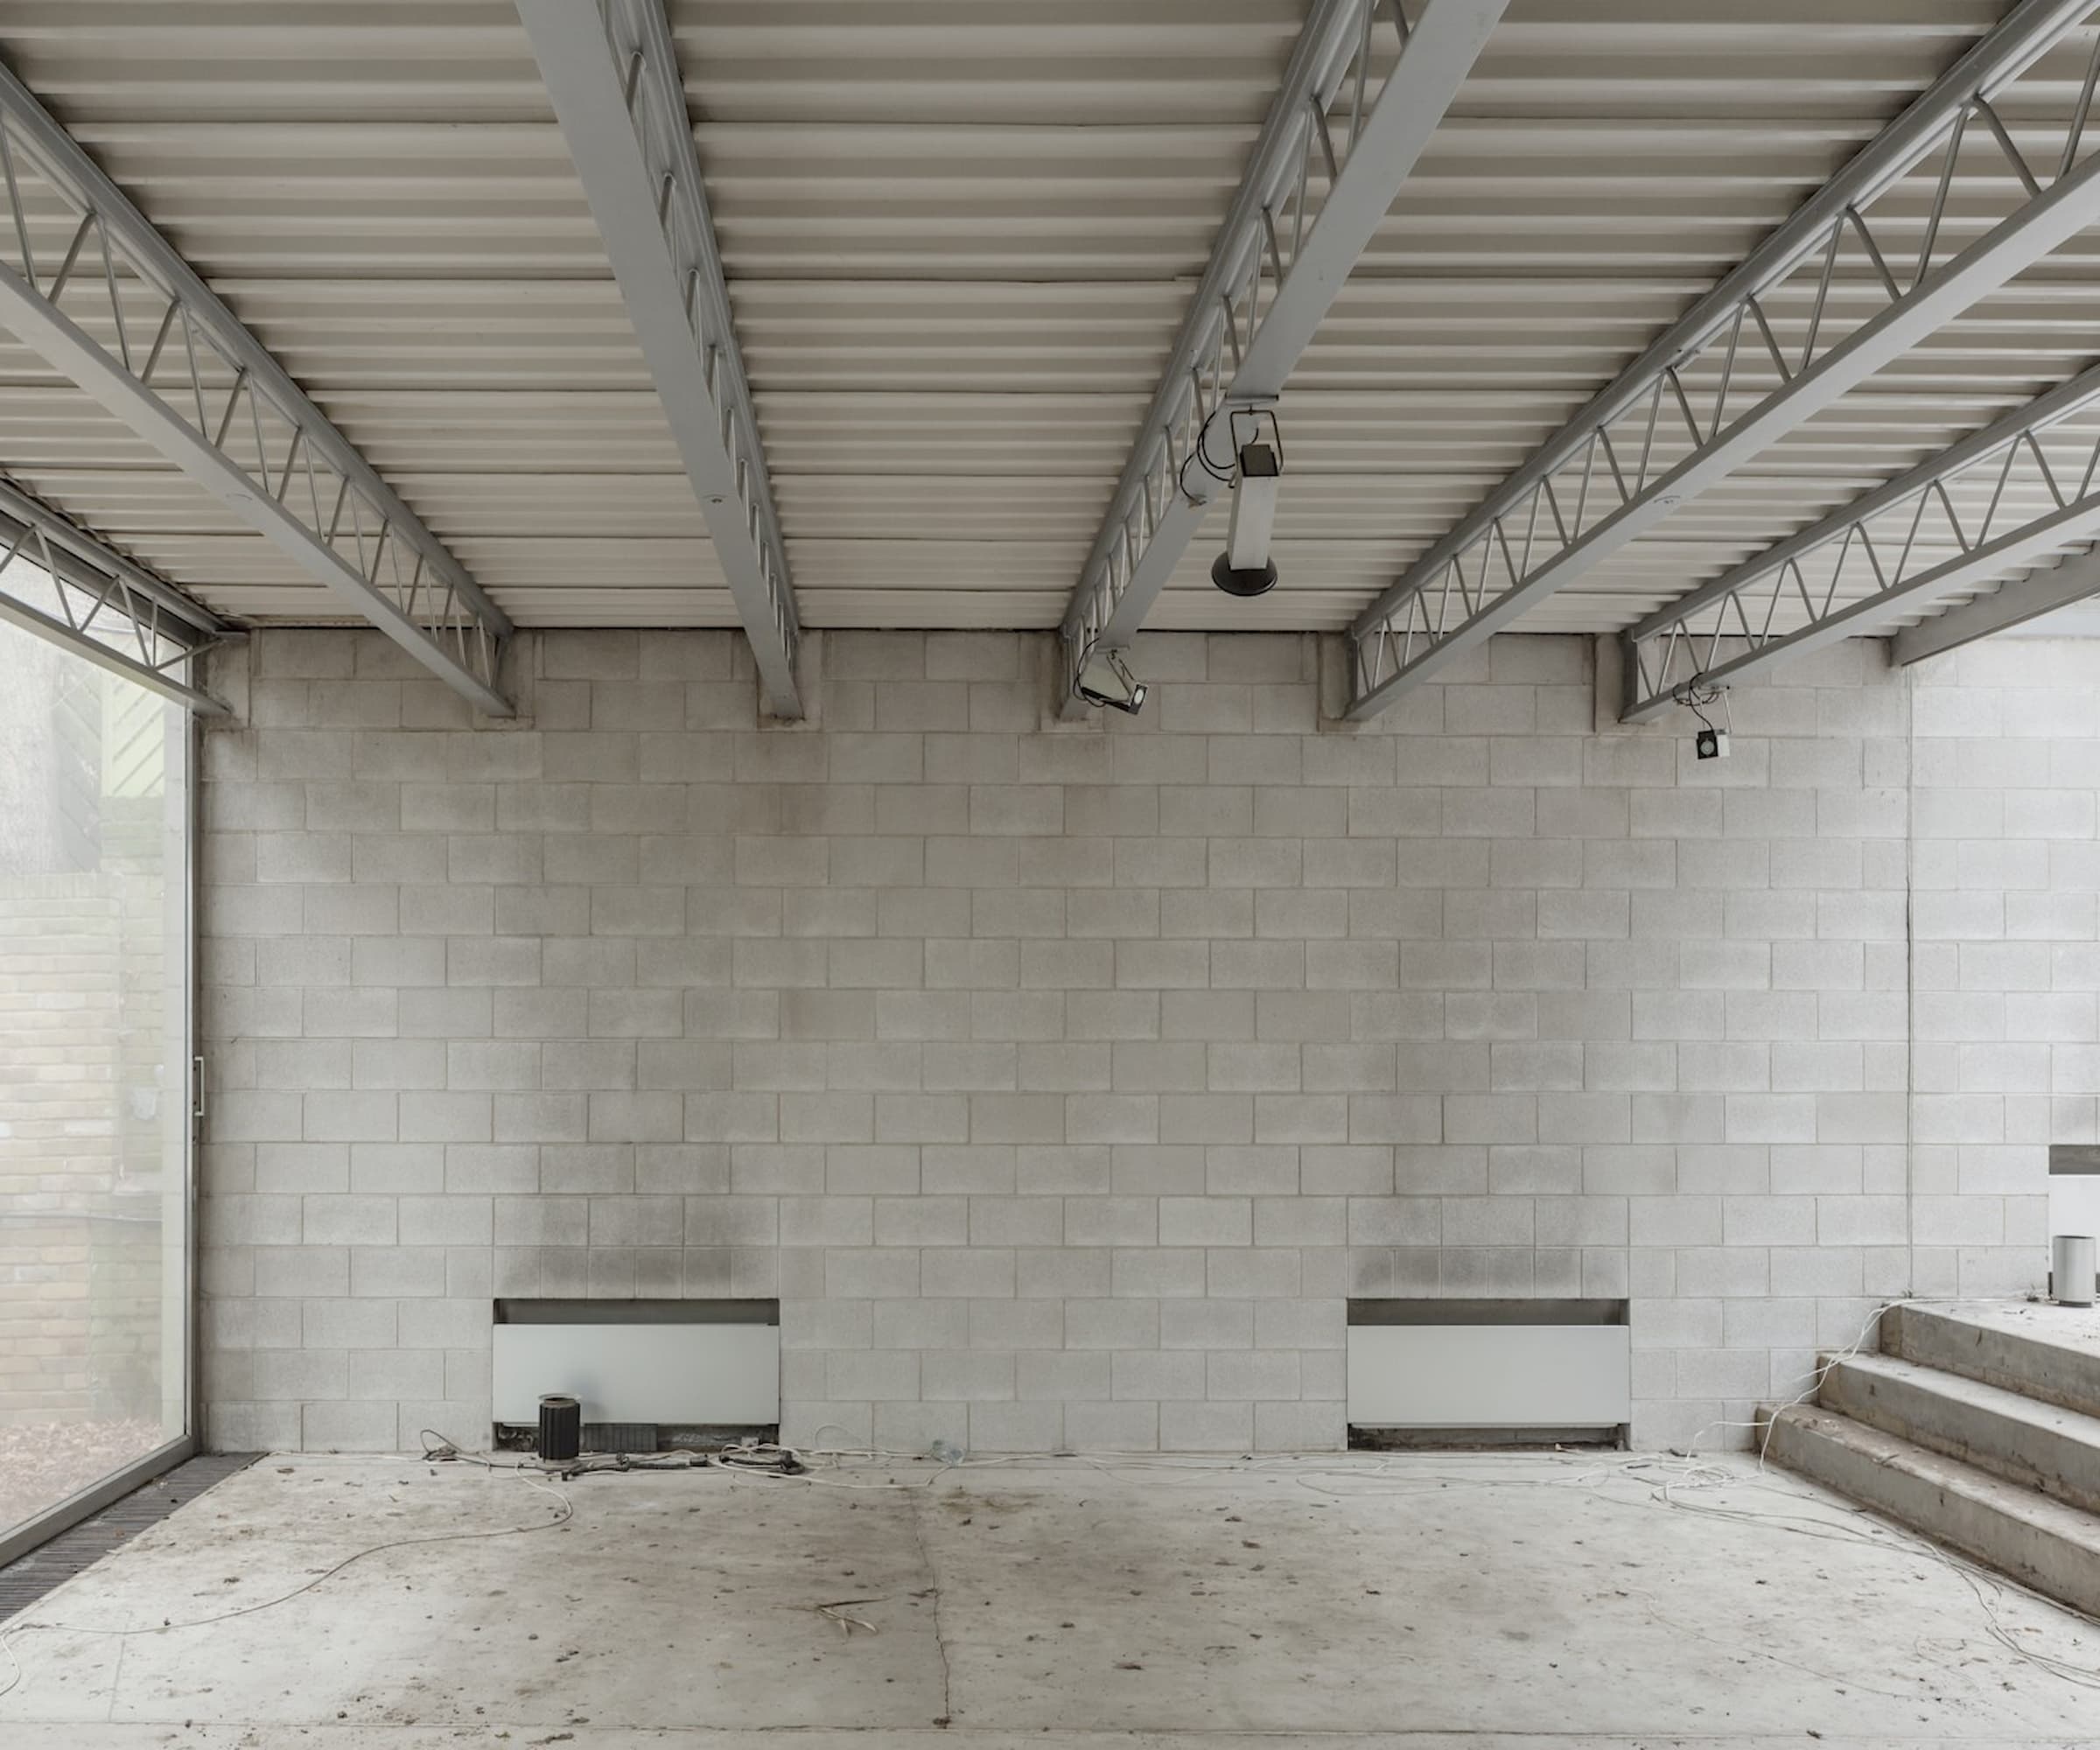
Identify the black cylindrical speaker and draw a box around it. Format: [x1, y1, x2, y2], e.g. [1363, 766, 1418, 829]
[537, 1394, 581, 1462]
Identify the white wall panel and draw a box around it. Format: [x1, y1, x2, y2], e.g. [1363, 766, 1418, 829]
[491, 1320, 779, 1424]
[1347, 1324, 1631, 1428]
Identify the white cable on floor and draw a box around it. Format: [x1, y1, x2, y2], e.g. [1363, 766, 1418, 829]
[7, 1378, 2096, 1711]
[0, 1464, 571, 1704]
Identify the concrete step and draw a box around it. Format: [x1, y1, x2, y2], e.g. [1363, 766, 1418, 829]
[1882, 1300, 2100, 1420]
[1820, 1351, 2100, 1515]
[1761, 1403, 2100, 1620]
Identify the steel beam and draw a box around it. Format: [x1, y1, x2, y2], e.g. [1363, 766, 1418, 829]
[0, 474, 230, 714]
[0, 60, 512, 717]
[1894, 545, 2100, 662]
[518, 0, 803, 718]
[1620, 363, 2100, 718]
[1346, 0, 2100, 721]
[0, 589, 227, 714]
[1057, 0, 1505, 709]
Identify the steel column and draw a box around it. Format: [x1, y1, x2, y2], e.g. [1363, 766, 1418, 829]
[1057, 0, 1505, 710]
[518, 0, 803, 718]
[0, 60, 512, 717]
[1346, 0, 2100, 721]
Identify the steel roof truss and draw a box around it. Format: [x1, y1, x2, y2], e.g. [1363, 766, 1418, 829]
[0, 61, 511, 717]
[0, 476, 229, 714]
[1348, 0, 2100, 721]
[1892, 543, 2100, 662]
[1620, 361, 2100, 718]
[1057, 0, 1505, 709]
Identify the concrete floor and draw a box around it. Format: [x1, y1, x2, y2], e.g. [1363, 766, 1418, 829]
[2, 1450, 2097, 1748]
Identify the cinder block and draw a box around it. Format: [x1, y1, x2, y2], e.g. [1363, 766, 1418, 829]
[200, 627, 2100, 1456]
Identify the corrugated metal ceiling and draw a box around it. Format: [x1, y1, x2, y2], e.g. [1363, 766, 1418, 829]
[0, 0, 2090, 641]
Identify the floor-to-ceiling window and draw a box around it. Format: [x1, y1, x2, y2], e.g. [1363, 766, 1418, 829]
[0, 612, 192, 1546]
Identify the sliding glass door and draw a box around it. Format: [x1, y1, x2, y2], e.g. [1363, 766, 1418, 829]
[0, 613, 192, 1547]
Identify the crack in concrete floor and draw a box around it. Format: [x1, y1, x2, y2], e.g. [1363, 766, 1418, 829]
[907, 1491, 955, 1728]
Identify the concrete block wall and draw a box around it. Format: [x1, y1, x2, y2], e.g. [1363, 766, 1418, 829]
[1910, 636, 2100, 1289]
[192, 626, 2097, 1455]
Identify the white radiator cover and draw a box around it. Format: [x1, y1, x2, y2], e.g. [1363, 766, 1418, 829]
[2048, 1145, 2100, 1253]
[492, 1320, 780, 1425]
[1347, 1323, 1632, 1428]
[2050, 1175, 2100, 1244]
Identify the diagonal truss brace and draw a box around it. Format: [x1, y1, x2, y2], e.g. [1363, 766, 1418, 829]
[1057, 0, 1505, 710]
[0, 472, 231, 714]
[518, 0, 803, 718]
[0, 59, 511, 717]
[1892, 543, 2100, 663]
[1621, 363, 2100, 718]
[1345, 0, 2100, 722]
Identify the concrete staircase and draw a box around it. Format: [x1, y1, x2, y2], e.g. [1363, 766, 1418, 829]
[1760, 1299, 2100, 1619]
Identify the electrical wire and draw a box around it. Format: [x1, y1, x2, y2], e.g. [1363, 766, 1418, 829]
[1177, 402, 1279, 499]
[1665, 1294, 1928, 1478]
[6, 1383, 2096, 1710]
[1602, 1469, 2100, 1692]
[0, 1460, 570, 1704]
[1181, 409, 1236, 491]
[465, 1429, 2100, 1693]
[1670, 676, 1728, 735]
[1593, 1294, 2100, 1693]
[742, 1320, 2100, 1698]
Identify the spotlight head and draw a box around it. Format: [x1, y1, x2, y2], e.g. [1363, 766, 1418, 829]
[1074, 646, 1146, 715]
[1674, 681, 1732, 762]
[1210, 552, 1278, 598]
[1211, 433, 1280, 598]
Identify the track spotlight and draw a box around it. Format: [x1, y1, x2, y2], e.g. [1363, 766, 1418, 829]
[1674, 680, 1732, 760]
[1074, 645, 1146, 715]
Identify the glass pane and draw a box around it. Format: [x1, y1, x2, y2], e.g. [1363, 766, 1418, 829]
[0, 616, 190, 1539]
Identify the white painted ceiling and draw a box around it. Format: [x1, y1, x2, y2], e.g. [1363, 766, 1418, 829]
[0, 0, 2093, 641]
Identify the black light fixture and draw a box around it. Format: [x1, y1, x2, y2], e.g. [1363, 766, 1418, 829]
[1073, 645, 1147, 714]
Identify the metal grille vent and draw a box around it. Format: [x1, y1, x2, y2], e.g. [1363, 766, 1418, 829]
[0, 1453, 257, 1622]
